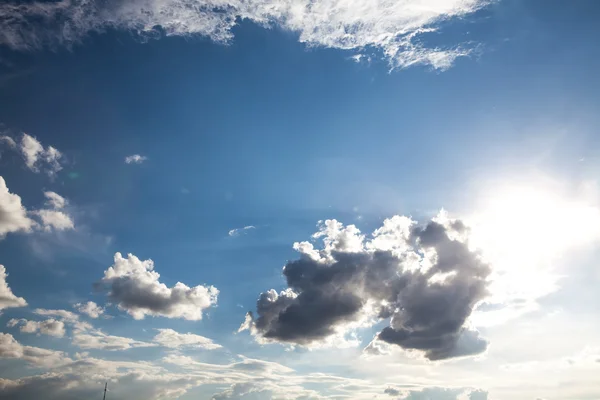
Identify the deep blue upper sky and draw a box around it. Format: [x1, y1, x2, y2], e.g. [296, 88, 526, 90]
[0, 1, 600, 399]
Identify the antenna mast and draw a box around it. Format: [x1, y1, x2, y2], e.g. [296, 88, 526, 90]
[103, 382, 108, 400]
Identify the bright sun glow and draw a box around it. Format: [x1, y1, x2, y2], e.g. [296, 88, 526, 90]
[467, 180, 600, 326]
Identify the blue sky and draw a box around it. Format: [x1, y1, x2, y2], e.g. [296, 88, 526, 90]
[0, 0, 600, 399]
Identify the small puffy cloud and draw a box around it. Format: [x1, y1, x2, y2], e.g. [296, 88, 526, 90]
[34, 210, 75, 231]
[98, 252, 218, 320]
[0, 265, 27, 310]
[125, 154, 147, 164]
[0, 177, 35, 238]
[35, 191, 75, 232]
[0, 0, 489, 70]
[19, 133, 63, 176]
[43, 191, 67, 209]
[228, 225, 255, 237]
[7, 318, 66, 338]
[241, 214, 491, 360]
[74, 301, 104, 318]
[153, 328, 221, 350]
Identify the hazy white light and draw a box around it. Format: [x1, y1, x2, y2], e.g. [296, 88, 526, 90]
[468, 181, 600, 326]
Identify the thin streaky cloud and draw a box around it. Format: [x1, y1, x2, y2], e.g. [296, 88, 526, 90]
[228, 225, 256, 237]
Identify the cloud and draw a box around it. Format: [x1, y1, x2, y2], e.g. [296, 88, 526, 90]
[34, 192, 74, 231]
[72, 329, 156, 351]
[19, 307, 153, 351]
[0, 177, 74, 238]
[240, 213, 491, 360]
[0, 333, 73, 368]
[34, 210, 75, 231]
[7, 318, 66, 338]
[0, 265, 27, 311]
[228, 225, 255, 237]
[0, 0, 489, 70]
[43, 192, 67, 210]
[0, 177, 35, 238]
[211, 382, 260, 399]
[0, 336, 198, 399]
[74, 301, 104, 318]
[0, 135, 16, 148]
[384, 386, 488, 400]
[0, 329, 492, 400]
[34, 308, 80, 323]
[18, 134, 63, 176]
[153, 328, 221, 350]
[125, 154, 147, 164]
[98, 252, 219, 320]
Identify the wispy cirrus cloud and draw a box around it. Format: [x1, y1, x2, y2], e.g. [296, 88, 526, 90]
[228, 225, 255, 237]
[0, 0, 490, 70]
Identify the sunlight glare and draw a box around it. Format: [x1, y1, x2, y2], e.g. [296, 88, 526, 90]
[467, 180, 600, 326]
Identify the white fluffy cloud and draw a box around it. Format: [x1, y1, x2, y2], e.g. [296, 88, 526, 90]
[153, 328, 221, 350]
[34, 191, 74, 231]
[43, 191, 67, 210]
[0, 265, 27, 311]
[7, 318, 66, 338]
[19, 134, 63, 176]
[125, 154, 148, 164]
[74, 301, 104, 318]
[0, 333, 72, 368]
[34, 210, 75, 231]
[99, 252, 219, 320]
[0, 0, 489, 70]
[0, 177, 74, 238]
[0, 177, 35, 238]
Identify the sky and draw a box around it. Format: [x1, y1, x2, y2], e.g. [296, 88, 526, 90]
[0, 0, 600, 399]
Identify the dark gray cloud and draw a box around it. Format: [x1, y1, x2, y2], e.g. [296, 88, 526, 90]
[241, 215, 491, 360]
